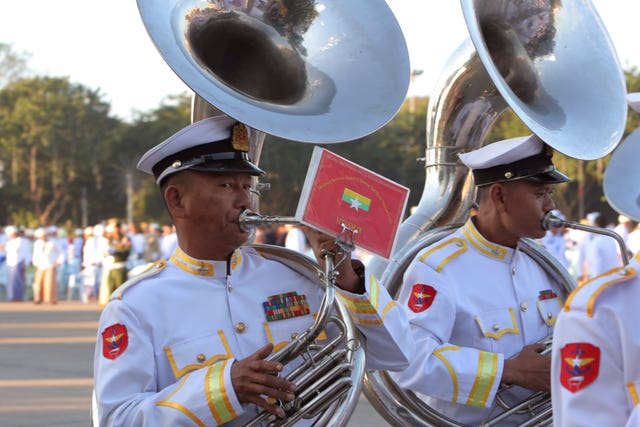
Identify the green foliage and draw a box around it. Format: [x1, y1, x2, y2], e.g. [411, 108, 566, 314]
[1, 65, 639, 230]
[0, 43, 30, 88]
[0, 76, 117, 226]
[121, 93, 191, 224]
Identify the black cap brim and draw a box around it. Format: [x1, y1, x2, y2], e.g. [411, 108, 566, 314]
[523, 169, 571, 184]
[190, 159, 266, 177]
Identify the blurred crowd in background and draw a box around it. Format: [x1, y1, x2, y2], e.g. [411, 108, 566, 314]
[0, 219, 176, 305]
[0, 210, 634, 305]
[541, 210, 637, 284]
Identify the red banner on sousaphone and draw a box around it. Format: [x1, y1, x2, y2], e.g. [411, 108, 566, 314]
[296, 147, 409, 259]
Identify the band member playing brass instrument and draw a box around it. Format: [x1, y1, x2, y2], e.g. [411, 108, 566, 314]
[93, 116, 414, 426]
[392, 135, 571, 425]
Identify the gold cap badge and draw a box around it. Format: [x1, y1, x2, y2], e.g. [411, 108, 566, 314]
[232, 123, 250, 152]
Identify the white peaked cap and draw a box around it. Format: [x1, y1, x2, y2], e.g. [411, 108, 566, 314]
[137, 115, 264, 184]
[627, 92, 640, 113]
[459, 135, 542, 170]
[458, 134, 570, 186]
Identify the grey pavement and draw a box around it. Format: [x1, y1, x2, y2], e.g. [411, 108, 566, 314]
[0, 301, 392, 427]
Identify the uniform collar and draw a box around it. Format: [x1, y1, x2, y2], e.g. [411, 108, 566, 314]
[169, 246, 244, 277]
[462, 218, 514, 262]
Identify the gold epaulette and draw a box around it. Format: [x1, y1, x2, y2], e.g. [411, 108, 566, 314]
[418, 237, 467, 273]
[110, 260, 167, 302]
[563, 265, 636, 317]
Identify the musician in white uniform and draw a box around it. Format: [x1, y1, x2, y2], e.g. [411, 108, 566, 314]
[93, 116, 414, 427]
[551, 253, 640, 426]
[391, 135, 571, 425]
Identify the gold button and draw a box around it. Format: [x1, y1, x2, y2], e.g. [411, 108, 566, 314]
[505, 171, 513, 179]
[520, 302, 528, 312]
[619, 267, 632, 276]
[235, 322, 246, 333]
[511, 267, 516, 275]
[547, 312, 553, 319]
[492, 324, 500, 332]
[172, 160, 182, 168]
[196, 353, 206, 363]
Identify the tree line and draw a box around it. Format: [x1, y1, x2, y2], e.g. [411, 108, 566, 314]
[1, 42, 640, 230]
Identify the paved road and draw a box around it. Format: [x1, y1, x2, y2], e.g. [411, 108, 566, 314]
[0, 302, 392, 427]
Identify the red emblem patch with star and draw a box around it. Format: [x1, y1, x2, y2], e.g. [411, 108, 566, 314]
[102, 323, 128, 360]
[408, 284, 437, 313]
[560, 342, 600, 392]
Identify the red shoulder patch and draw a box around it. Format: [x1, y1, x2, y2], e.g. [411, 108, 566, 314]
[408, 284, 437, 313]
[560, 342, 600, 392]
[102, 323, 129, 360]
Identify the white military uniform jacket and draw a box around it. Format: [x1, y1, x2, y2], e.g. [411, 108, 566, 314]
[391, 219, 566, 425]
[94, 245, 412, 427]
[551, 253, 640, 427]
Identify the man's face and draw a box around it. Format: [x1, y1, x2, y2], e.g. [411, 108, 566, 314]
[500, 180, 556, 240]
[178, 171, 254, 254]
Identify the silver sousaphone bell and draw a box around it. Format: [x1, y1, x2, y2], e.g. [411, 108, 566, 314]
[604, 93, 640, 223]
[137, 0, 411, 143]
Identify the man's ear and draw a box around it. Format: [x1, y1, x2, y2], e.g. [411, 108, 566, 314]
[164, 184, 186, 219]
[489, 183, 507, 211]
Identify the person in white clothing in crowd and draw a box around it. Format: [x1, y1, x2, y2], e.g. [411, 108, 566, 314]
[1, 226, 31, 301]
[82, 224, 108, 302]
[0, 226, 8, 292]
[31, 227, 64, 304]
[576, 212, 621, 283]
[66, 228, 85, 301]
[127, 222, 146, 270]
[614, 214, 634, 259]
[93, 116, 414, 426]
[159, 224, 178, 260]
[614, 214, 632, 245]
[391, 135, 571, 425]
[283, 224, 310, 256]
